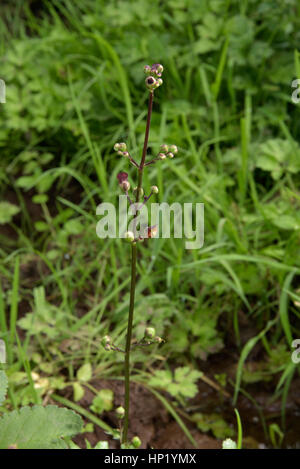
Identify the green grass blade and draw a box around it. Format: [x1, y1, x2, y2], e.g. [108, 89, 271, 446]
[9, 256, 20, 364]
[279, 272, 295, 345]
[233, 319, 277, 405]
[145, 386, 197, 448]
[211, 37, 229, 100]
[234, 408, 243, 449]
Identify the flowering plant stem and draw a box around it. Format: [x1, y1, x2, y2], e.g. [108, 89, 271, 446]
[122, 91, 154, 444]
[111, 64, 176, 445]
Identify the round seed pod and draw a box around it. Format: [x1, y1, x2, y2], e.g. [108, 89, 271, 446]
[131, 436, 142, 448]
[118, 142, 127, 151]
[169, 144, 178, 154]
[121, 181, 130, 191]
[145, 327, 156, 339]
[125, 231, 135, 242]
[155, 336, 163, 344]
[158, 153, 166, 160]
[156, 64, 164, 75]
[145, 76, 157, 90]
[133, 187, 144, 197]
[115, 406, 125, 419]
[101, 335, 111, 347]
[160, 144, 169, 153]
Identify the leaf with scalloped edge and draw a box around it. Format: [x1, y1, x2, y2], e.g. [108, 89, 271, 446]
[149, 367, 203, 399]
[0, 405, 82, 449]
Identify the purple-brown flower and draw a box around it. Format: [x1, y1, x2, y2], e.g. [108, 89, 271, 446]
[117, 172, 129, 184]
[151, 63, 163, 77]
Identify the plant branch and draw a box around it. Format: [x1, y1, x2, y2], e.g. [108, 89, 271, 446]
[144, 157, 161, 166]
[127, 154, 139, 168]
[122, 91, 154, 444]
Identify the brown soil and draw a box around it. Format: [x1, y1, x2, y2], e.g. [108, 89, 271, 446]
[60, 368, 300, 449]
[55, 354, 300, 449]
[67, 379, 221, 449]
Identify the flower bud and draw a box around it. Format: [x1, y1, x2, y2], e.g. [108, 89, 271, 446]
[114, 143, 120, 151]
[158, 153, 166, 160]
[151, 63, 164, 77]
[155, 78, 163, 88]
[145, 327, 156, 339]
[101, 335, 111, 347]
[118, 142, 127, 151]
[133, 187, 144, 197]
[125, 231, 135, 242]
[121, 181, 130, 192]
[122, 151, 129, 158]
[169, 145, 178, 154]
[144, 65, 151, 75]
[116, 406, 125, 419]
[131, 436, 142, 448]
[151, 185, 159, 194]
[160, 144, 169, 153]
[101, 336, 112, 351]
[222, 438, 237, 449]
[167, 152, 174, 159]
[117, 172, 128, 184]
[155, 336, 163, 344]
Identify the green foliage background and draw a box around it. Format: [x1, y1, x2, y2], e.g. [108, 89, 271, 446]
[0, 0, 300, 447]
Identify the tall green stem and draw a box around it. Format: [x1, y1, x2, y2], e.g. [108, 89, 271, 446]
[122, 242, 137, 444]
[122, 92, 154, 444]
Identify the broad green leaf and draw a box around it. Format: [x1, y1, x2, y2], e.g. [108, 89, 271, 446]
[149, 367, 202, 399]
[256, 139, 300, 179]
[90, 389, 114, 414]
[77, 363, 92, 382]
[73, 382, 85, 402]
[34, 221, 49, 232]
[263, 201, 300, 231]
[32, 194, 48, 204]
[0, 405, 82, 449]
[64, 219, 84, 235]
[0, 202, 20, 224]
[193, 412, 234, 439]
